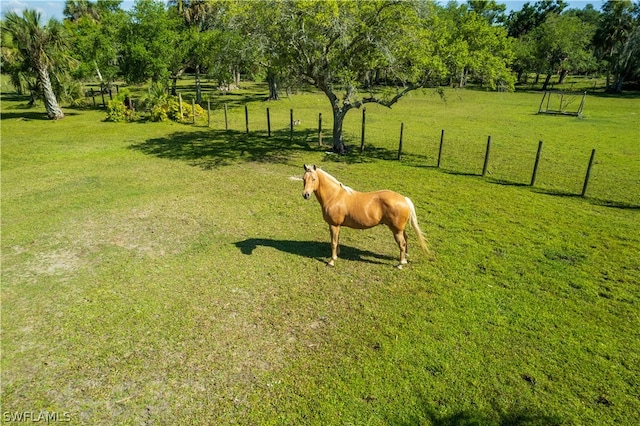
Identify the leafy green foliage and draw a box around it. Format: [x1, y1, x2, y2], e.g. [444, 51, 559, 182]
[106, 93, 136, 122]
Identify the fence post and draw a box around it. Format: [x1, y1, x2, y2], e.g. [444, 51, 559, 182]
[482, 135, 492, 176]
[224, 104, 228, 130]
[437, 129, 444, 168]
[360, 108, 366, 152]
[192, 99, 196, 124]
[397, 122, 404, 160]
[318, 113, 323, 146]
[100, 83, 106, 107]
[207, 100, 211, 127]
[582, 148, 596, 197]
[267, 108, 271, 137]
[245, 105, 249, 133]
[290, 109, 294, 142]
[530, 140, 543, 186]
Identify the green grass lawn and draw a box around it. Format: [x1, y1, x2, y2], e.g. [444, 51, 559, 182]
[1, 81, 639, 425]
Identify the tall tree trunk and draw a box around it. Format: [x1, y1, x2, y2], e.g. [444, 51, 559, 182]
[332, 107, 347, 154]
[267, 71, 279, 100]
[38, 66, 64, 120]
[541, 73, 552, 91]
[558, 69, 568, 84]
[614, 74, 624, 93]
[195, 65, 202, 105]
[234, 68, 241, 87]
[171, 67, 186, 96]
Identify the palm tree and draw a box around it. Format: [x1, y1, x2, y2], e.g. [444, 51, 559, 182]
[63, 0, 101, 23]
[2, 9, 68, 119]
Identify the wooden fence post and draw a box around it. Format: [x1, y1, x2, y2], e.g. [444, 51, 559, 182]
[397, 122, 404, 160]
[318, 113, 323, 146]
[437, 129, 444, 168]
[482, 135, 491, 176]
[582, 149, 596, 197]
[360, 107, 366, 152]
[192, 99, 196, 124]
[245, 105, 249, 133]
[100, 83, 106, 107]
[290, 109, 294, 142]
[178, 93, 183, 121]
[530, 141, 543, 186]
[224, 104, 228, 130]
[267, 108, 271, 137]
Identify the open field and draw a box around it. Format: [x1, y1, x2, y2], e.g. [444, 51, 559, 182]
[2, 82, 639, 424]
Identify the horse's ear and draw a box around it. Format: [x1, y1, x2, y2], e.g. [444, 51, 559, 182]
[303, 164, 309, 171]
[312, 164, 317, 170]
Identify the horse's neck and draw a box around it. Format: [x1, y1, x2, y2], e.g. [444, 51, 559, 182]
[316, 170, 344, 204]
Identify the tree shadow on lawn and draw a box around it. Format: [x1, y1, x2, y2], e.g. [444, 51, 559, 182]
[323, 142, 431, 166]
[129, 128, 318, 169]
[234, 238, 396, 265]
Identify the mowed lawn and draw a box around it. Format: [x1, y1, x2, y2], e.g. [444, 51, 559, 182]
[1, 83, 639, 425]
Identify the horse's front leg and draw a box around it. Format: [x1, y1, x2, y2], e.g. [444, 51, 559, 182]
[328, 225, 341, 267]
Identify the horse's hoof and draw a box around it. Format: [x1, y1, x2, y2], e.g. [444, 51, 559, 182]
[327, 261, 335, 267]
[396, 264, 404, 270]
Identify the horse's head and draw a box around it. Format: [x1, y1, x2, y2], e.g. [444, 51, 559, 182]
[302, 164, 319, 200]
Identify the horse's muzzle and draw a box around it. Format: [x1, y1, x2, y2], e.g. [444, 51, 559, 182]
[303, 192, 311, 200]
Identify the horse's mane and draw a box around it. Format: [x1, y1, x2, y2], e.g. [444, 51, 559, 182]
[318, 168, 355, 194]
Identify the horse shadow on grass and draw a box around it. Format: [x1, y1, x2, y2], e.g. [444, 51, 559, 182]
[391, 406, 563, 426]
[234, 238, 396, 265]
[129, 128, 318, 169]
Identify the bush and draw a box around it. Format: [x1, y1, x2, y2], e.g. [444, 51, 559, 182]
[106, 93, 137, 122]
[167, 97, 206, 123]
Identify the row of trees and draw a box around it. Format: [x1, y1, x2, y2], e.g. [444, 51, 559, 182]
[2, 0, 639, 152]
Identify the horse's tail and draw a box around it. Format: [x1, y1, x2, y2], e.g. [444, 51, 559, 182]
[405, 197, 431, 256]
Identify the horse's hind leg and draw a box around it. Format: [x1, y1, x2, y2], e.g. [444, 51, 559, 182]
[404, 229, 409, 259]
[393, 230, 408, 268]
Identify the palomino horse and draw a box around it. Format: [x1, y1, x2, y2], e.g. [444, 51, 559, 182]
[302, 164, 429, 268]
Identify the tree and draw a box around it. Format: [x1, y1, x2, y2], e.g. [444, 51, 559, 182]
[466, 0, 507, 25]
[167, 0, 247, 103]
[438, 3, 514, 90]
[118, 0, 180, 84]
[533, 14, 595, 90]
[64, 0, 101, 22]
[63, 0, 126, 86]
[505, 0, 568, 38]
[2, 10, 69, 119]
[594, 0, 639, 92]
[251, 0, 446, 153]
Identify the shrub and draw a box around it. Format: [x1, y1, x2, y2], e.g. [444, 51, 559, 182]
[106, 93, 137, 122]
